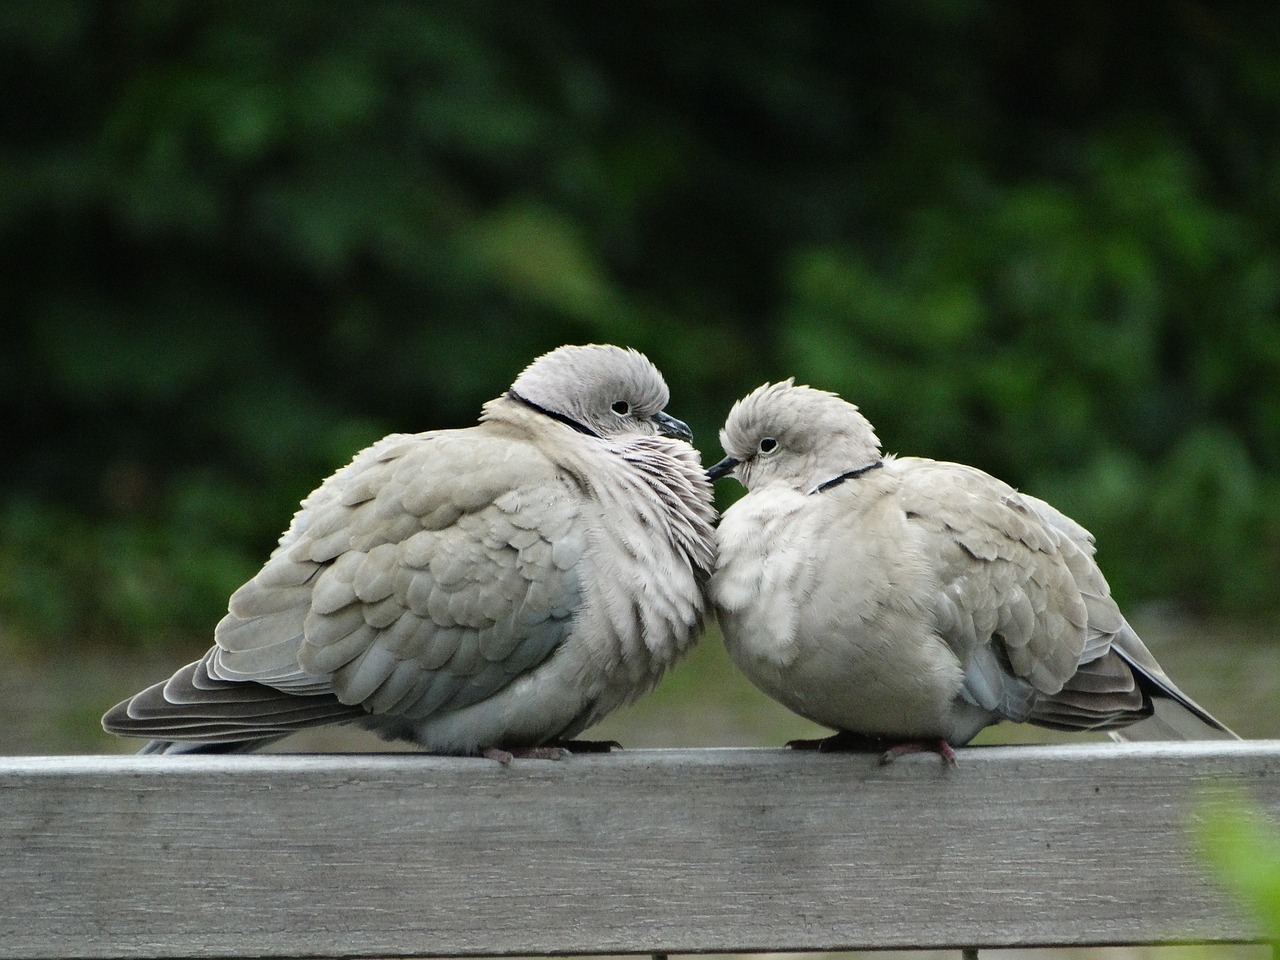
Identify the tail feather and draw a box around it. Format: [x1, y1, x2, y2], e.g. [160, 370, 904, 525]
[1109, 624, 1239, 741]
[1108, 697, 1240, 742]
[137, 737, 287, 756]
[103, 655, 365, 754]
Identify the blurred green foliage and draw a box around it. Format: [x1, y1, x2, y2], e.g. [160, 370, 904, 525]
[3, 1, 1280, 652]
[1197, 792, 1280, 948]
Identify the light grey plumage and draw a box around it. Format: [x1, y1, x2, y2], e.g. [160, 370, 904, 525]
[104, 345, 716, 756]
[708, 380, 1236, 755]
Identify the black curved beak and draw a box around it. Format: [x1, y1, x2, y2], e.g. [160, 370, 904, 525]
[654, 411, 693, 442]
[707, 456, 740, 482]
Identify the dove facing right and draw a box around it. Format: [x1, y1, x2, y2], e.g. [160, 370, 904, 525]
[708, 380, 1237, 763]
[103, 344, 716, 759]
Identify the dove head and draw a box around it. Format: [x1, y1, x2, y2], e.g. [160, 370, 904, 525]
[709, 380, 882, 491]
[502, 344, 692, 442]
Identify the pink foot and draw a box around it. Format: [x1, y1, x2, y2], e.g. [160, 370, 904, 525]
[482, 745, 568, 764]
[552, 738, 622, 753]
[880, 739, 958, 767]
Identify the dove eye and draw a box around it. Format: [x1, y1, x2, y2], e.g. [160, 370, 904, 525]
[758, 437, 779, 456]
[611, 400, 630, 416]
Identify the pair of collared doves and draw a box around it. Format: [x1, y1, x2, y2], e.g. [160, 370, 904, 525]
[709, 380, 1236, 763]
[103, 345, 716, 760]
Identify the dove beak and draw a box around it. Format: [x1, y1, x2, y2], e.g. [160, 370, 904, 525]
[707, 456, 740, 482]
[654, 412, 693, 442]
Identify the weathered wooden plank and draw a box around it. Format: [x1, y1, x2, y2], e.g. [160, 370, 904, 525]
[1, 742, 1277, 960]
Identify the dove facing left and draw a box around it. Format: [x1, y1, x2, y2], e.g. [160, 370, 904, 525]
[708, 380, 1237, 764]
[103, 344, 716, 759]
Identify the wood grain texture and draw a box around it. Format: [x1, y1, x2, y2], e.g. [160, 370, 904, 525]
[2, 742, 1278, 959]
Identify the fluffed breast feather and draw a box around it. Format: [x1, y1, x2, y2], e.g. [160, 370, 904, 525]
[566, 435, 716, 690]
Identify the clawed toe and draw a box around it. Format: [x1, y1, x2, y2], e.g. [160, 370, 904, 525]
[552, 738, 623, 753]
[483, 745, 568, 764]
[784, 732, 958, 766]
[879, 739, 958, 767]
[785, 731, 888, 753]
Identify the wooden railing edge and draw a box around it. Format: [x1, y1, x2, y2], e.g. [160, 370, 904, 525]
[2, 741, 1278, 959]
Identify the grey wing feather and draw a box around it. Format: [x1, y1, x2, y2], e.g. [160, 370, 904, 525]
[102, 429, 585, 750]
[906, 464, 1234, 739]
[1022, 494, 1237, 737]
[904, 463, 1090, 717]
[1019, 492, 1235, 737]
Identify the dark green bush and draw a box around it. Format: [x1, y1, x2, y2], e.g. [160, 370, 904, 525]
[3, 2, 1278, 651]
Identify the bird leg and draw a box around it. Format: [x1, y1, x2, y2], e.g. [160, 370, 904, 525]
[551, 738, 623, 753]
[482, 745, 568, 764]
[481, 739, 621, 764]
[786, 731, 959, 766]
[879, 739, 959, 767]
[785, 730, 889, 753]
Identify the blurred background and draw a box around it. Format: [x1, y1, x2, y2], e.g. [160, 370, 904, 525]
[3, 3, 1279, 958]
[3, 3, 1279, 744]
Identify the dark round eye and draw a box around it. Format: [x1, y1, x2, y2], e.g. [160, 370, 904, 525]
[611, 400, 630, 416]
[759, 437, 778, 455]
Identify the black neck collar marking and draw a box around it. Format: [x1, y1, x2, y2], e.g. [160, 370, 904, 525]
[812, 459, 884, 494]
[508, 390, 600, 438]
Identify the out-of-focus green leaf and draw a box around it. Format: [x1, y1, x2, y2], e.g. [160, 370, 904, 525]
[1196, 792, 1280, 946]
[464, 203, 618, 320]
